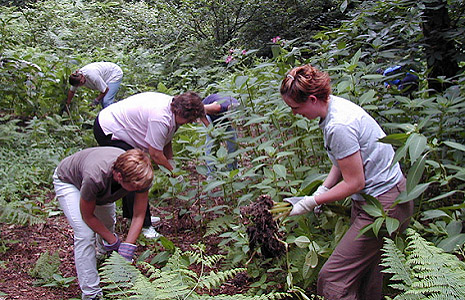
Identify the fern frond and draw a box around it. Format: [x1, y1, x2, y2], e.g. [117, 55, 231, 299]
[100, 252, 139, 297]
[204, 215, 235, 237]
[185, 250, 224, 268]
[197, 291, 291, 299]
[100, 247, 292, 300]
[0, 199, 45, 225]
[382, 228, 465, 300]
[381, 237, 412, 290]
[197, 268, 247, 290]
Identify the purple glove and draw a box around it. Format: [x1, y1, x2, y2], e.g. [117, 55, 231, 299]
[118, 243, 137, 261]
[103, 234, 121, 252]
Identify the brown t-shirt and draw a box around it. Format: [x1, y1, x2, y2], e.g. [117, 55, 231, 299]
[56, 147, 129, 205]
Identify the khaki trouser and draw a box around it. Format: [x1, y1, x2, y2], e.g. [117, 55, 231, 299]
[317, 177, 413, 300]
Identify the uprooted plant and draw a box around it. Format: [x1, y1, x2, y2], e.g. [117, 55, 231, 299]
[240, 194, 286, 259]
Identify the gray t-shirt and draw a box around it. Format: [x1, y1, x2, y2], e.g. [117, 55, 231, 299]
[319, 96, 403, 200]
[56, 147, 130, 205]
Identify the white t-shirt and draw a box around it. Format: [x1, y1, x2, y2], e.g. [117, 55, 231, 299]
[319, 96, 403, 200]
[70, 62, 123, 93]
[98, 92, 177, 151]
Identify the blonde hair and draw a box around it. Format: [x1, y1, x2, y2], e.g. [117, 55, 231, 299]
[280, 65, 331, 103]
[113, 149, 153, 190]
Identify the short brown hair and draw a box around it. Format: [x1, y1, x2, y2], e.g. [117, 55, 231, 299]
[113, 149, 153, 190]
[69, 73, 82, 86]
[280, 65, 331, 103]
[171, 91, 205, 120]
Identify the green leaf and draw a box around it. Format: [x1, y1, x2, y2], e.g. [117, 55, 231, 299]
[362, 204, 384, 218]
[391, 144, 408, 168]
[437, 234, 465, 252]
[273, 164, 287, 179]
[443, 141, 465, 152]
[427, 190, 459, 202]
[357, 223, 374, 239]
[234, 75, 249, 89]
[372, 218, 384, 238]
[305, 248, 318, 268]
[379, 133, 409, 147]
[396, 183, 431, 203]
[406, 153, 427, 193]
[385, 217, 400, 236]
[421, 209, 451, 220]
[204, 180, 226, 192]
[294, 236, 311, 248]
[407, 133, 427, 163]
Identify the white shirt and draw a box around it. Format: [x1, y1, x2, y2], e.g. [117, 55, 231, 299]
[98, 92, 177, 151]
[70, 62, 123, 93]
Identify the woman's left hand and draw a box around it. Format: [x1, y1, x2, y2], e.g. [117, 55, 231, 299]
[118, 243, 137, 261]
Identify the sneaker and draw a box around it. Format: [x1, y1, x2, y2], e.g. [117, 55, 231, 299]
[151, 216, 161, 225]
[142, 226, 162, 239]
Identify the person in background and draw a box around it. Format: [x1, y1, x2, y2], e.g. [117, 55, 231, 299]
[93, 91, 205, 238]
[378, 65, 419, 95]
[53, 147, 153, 300]
[281, 65, 414, 300]
[67, 62, 123, 108]
[202, 94, 239, 177]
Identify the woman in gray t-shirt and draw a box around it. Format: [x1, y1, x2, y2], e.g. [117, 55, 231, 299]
[280, 65, 414, 300]
[53, 147, 153, 300]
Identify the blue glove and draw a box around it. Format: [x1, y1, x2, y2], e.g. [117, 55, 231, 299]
[103, 234, 121, 252]
[118, 243, 137, 261]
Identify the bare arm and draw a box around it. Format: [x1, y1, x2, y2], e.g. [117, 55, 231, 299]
[80, 198, 116, 244]
[163, 141, 173, 160]
[204, 102, 222, 115]
[67, 90, 76, 105]
[125, 191, 148, 244]
[315, 151, 366, 205]
[95, 87, 109, 103]
[322, 165, 342, 189]
[149, 145, 173, 171]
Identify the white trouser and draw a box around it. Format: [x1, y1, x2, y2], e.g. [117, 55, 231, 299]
[53, 170, 115, 300]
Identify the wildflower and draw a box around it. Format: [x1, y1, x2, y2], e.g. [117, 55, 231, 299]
[229, 49, 235, 54]
[225, 56, 234, 63]
[272, 36, 281, 43]
[241, 50, 247, 55]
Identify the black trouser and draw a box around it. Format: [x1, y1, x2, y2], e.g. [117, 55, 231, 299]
[93, 115, 152, 227]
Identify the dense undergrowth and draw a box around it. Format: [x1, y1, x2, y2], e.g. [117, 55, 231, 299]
[1, 0, 465, 299]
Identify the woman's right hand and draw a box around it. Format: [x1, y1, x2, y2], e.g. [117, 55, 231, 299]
[103, 234, 121, 251]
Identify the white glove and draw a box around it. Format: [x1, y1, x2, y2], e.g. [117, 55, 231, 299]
[313, 185, 329, 214]
[284, 196, 317, 216]
[313, 185, 329, 196]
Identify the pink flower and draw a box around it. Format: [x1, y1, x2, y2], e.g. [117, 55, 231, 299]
[272, 36, 281, 43]
[241, 50, 247, 55]
[225, 56, 234, 63]
[229, 49, 235, 54]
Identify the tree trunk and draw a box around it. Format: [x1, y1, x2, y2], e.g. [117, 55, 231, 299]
[422, 0, 460, 92]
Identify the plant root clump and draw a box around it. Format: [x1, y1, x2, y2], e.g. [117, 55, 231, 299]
[240, 194, 286, 258]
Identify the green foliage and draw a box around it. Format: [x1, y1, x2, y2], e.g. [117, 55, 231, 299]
[100, 246, 291, 299]
[382, 228, 465, 299]
[29, 250, 76, 287]
[0, 114, 93, 225]
[1, 0, 465, 298]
